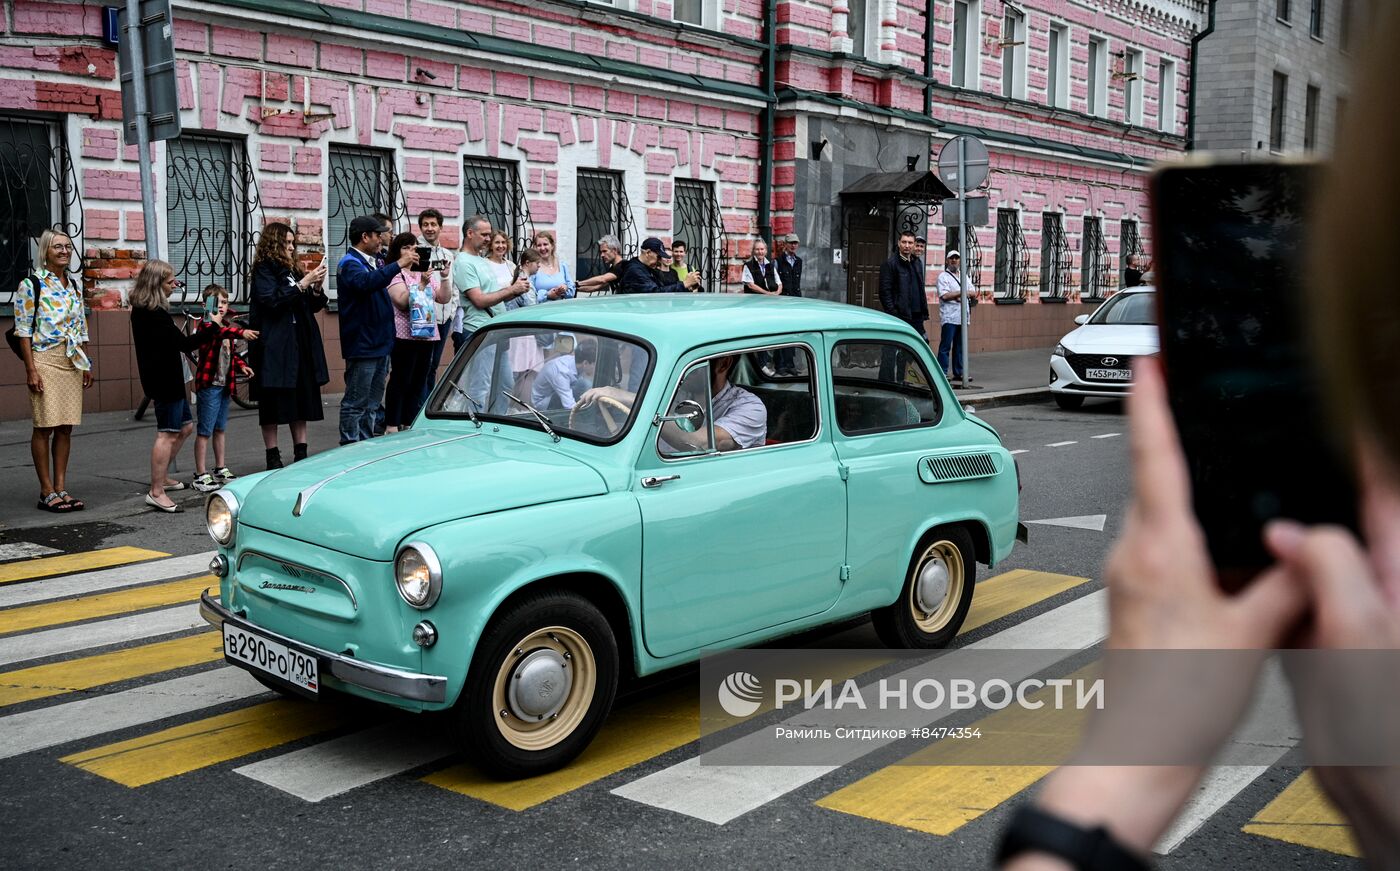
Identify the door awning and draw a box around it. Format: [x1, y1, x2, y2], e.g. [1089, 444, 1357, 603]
[840, 170, 955, 201]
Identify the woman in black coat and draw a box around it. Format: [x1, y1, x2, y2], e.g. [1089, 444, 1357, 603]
[249, 222, 329, 468]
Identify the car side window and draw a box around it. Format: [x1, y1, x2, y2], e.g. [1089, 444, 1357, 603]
[831, 341, 942, 434]
[728, 345, 818, 445]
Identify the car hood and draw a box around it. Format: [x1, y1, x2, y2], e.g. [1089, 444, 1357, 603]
[1059, 324, 1159, 355]
[238, 428, 608, 560]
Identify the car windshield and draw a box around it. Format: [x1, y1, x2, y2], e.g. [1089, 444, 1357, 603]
[427, 327, 650, 444]
[1088, 291, 1156, 325]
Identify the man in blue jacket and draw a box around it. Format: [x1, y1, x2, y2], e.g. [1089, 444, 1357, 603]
[336, 214, 416, 444]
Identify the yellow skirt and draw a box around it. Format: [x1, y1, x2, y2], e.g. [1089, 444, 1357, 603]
[29, 345, 84, 428]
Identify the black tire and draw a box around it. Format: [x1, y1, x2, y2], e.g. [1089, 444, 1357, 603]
[456, 590, 618, 779]
[871, 525, 976, 649]
[231, 374, 257, 410]
[1054, 393, 1085, 410]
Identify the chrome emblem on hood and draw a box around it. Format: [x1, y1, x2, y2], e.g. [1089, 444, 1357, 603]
[1101, 356, 1120, 367]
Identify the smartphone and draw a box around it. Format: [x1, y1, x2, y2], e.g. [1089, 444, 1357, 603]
[415, 246, 433, 269]
[1151, 160, 1358, 588]
[204, 295, 220, 317]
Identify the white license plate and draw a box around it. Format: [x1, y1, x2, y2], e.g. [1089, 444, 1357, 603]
[1085, 368, 1132, 381]
[223, 623, 319, 695]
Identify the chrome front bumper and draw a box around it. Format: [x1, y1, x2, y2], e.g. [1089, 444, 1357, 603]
[199, 590, 448, 704]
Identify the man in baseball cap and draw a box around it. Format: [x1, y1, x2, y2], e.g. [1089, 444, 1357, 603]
[936, 250, 972, 384]
[615, 237, 700, 294]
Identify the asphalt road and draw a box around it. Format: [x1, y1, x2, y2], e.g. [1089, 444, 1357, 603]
[0, 398, 1360, 870]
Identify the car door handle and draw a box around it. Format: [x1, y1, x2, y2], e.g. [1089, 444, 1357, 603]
[641, 475, 681, 489]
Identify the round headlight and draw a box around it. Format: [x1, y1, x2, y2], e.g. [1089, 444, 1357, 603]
[206, 491, 238, 547]
[395, 543, 442, 609]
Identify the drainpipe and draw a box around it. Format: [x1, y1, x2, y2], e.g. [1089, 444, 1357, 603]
[758, 0, 777, 243]
[1185, 0, 1216, 150]
[923, 0, 936, 117]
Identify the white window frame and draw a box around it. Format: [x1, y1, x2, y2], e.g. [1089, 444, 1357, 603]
[846, 0, 882, 59]
[1087, 36, 1108, 117]
[952, 0, 980, 91]
[1001, 4, 1027, 100]
[673, 0, 719, 30]
[1047, 23, 1069, 108]
[1159, 59, 1177, 133]
[1123, 48, 1143, 125]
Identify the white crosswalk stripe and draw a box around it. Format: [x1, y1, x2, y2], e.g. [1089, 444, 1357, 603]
[611, 590, 1109, 824]
[0, 543, 62, 562]
[235, 724, 459, 801]
[0, 604, 204, 667]
[0, 552, 214, 609]
[0, 667, 265, 761]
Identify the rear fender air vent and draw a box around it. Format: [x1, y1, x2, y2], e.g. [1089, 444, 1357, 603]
[918, 452, 1001, 484]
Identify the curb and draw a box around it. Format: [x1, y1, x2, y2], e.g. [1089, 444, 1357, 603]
[956, 387, 1052, 410]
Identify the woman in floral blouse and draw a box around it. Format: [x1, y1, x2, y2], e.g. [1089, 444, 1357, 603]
[15, 229, 92, 513]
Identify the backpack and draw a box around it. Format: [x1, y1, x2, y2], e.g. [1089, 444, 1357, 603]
[5, 275, 42, 359]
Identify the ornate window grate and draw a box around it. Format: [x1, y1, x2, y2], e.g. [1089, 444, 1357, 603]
[463, 157, 533, 255]
[326, 147, 407, 296]
[576, 169, 636, 286]
[166, 135, 261, 305]
[1040, 212, 1071, 301]
[994, 208, 1029, 301]
[673, 179, 724, 293]
[1080, 216, 1111, 299]
[1, 115, 82, 306]
[1120, 218, 1142, 287]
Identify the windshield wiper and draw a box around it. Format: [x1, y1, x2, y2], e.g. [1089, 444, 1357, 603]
[503, 391, 560, 443]
[444, 381, 482, 427]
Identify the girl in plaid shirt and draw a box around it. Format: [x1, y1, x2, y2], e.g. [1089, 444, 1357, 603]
[192, 284, 258, 491]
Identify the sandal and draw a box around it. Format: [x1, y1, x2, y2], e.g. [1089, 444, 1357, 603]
[37, 492, 75, 513]
[56, 490, 85, 511]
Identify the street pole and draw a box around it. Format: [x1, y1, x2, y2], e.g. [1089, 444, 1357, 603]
[957, 138, 971, 383]
[124, 0, 161, 259]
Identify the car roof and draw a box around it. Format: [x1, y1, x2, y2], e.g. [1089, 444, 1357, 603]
[490, 294, 923, 353]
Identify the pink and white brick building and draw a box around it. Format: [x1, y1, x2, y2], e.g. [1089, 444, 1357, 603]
[0, 0, 1205, 419]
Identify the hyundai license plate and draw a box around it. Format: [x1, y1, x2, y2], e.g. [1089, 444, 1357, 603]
[1085, 368, 1132, 381]
[223, 623, 319, 695]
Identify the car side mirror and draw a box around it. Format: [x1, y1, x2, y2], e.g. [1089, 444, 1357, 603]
[1073, 315, 1090, 326]
[654, 399, 706, 433]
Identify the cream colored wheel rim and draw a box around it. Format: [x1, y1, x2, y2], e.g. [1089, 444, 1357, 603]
[908, 540, 964, 634]
[491, 625, 597, 751]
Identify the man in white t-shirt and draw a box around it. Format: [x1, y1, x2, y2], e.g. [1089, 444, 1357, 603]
[936, 250, 974, 384]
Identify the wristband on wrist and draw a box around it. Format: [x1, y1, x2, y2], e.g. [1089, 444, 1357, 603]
[997, 804, 1152, 871]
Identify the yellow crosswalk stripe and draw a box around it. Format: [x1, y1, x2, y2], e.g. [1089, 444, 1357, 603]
[423, 570, 1090, 811]
[815, 665, 1096, 836]
[0, 576, 213, 636]
[60, 699, 348, 787]
[1242, 770, 1360, 857]
[963, 569, 1090, 634]
[0, 632, 223, 707]
[0, 547, 169, 585]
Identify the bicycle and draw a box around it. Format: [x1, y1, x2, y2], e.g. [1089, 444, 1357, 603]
[133, 306, 257, 420]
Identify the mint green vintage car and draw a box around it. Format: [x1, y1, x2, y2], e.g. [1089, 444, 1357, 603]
[200, 295, 1023, 777]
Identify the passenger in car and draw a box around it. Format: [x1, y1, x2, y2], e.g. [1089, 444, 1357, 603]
[532, 338, 597, 411]
[579, 354, 767, 451]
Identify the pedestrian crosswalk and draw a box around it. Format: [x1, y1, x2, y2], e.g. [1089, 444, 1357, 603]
[0, 542, 1363, 862]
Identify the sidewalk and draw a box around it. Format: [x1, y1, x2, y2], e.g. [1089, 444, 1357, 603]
[0, 347, 1052, 531]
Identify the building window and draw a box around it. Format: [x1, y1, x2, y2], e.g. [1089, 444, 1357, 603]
[1080, 216, 1110, 300]
[1340, 0, 1352, 50]
[1047, 24, 1069, 109]
[674, 0, 704, 27]
[1303, 85, 1320, 151]
[1039, 212, 1070, 301]
[166, 135, 260, 305]
[1120, 219, 1143, 287]
[673, 179, 723, 294]
[1087, 37, 1107, 117]
[1122, 49, 1143, 125]
[952, 1, 979, 90]
[1270, 72, 1288, 153]
[463, 157, 533, 254]
[0, 116, 81, 305]
[327, 147, 402, 296]
[848, 0, 869, 57]
[993, 209, 1028, 301]
[1001, 5, 1026, 100]
[1310, 0, 1324, 38]
[1159, 60, 1177, 133]
[576, 169, 634, 284]
[1277, 0, 1291, 22]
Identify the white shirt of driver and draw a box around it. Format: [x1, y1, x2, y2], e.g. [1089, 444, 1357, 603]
[711, 381, 767, 449]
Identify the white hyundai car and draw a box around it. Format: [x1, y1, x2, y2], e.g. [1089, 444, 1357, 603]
[1048, 287, 1157, 410]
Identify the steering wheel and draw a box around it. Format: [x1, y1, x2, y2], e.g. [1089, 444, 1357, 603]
[569, 395, 633, 436]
